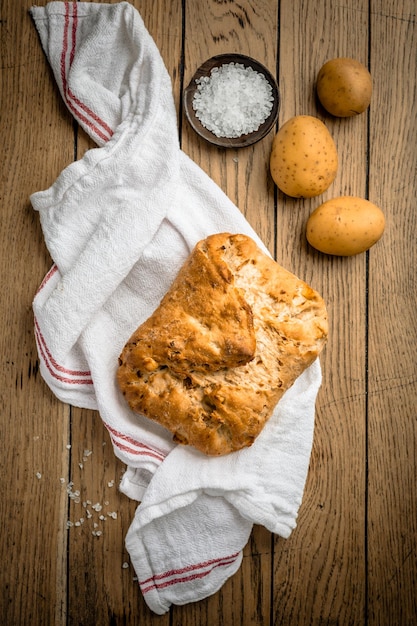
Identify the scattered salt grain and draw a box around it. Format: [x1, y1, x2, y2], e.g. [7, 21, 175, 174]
[122, 562, 129, 569]
[61, 470, 119, 538]
[36, 472, 42, 479]
[192, 62, 274, 138]
[66, 482, 81, 503]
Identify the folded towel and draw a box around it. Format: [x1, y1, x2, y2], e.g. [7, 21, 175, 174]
[30, 2, 322, 614]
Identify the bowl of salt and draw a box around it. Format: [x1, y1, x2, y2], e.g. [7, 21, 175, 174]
[184, 54, 279, 148]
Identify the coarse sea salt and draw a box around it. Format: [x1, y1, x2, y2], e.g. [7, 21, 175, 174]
[192, 62, 274, 138]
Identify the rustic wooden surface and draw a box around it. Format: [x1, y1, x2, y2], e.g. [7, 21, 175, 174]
[1, 0, 416, 624]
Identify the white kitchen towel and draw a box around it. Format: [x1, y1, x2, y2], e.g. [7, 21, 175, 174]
[30, 2, 323, 615]
[124, 360, 320, 614]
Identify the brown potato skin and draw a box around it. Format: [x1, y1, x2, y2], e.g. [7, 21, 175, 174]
[316, 58, 372, 117]
[269, 115, 338, 198]
[306, 196, 385, 256]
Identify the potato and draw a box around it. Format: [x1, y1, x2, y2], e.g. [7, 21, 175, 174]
[316, 58, 372, 117]
[306, 196, 385, 256]
[270, 115, 338, 198]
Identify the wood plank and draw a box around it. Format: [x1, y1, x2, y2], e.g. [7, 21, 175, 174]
[176, 1, 279, 624]
[367, 1, 417, 623]
[65, 1, 183, 623]
[181, 0, 278, 252]
[273, 0, 370, 622]
[2, 0, 416, 623]
[67, 408, 157, 625]
[0, 1, 75, 624]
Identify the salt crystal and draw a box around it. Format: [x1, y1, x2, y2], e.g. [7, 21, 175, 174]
[66, 483, 81, 502]
[36, 472, 42, 479]
[122, 562, 129, 569]
[192, 62, 274, 138]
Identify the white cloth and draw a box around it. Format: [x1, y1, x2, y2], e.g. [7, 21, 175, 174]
[30, 2, 322, 615]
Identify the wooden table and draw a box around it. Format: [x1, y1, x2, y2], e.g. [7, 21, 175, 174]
[1, 1, 416, 624]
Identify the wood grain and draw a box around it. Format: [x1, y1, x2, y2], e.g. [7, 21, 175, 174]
[273, 2, 369, 623]
[176, 3, 278, 623]
[367, 1, 417, 623]
[66, 408, 158, 625]
[65, 0, 183, 623]
[182, 0, 278, 252]
[0, 2, 74, 624]
[1, 0, 416, 624]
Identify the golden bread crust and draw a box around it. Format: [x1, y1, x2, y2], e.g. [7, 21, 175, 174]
[117, 233, 328, 455]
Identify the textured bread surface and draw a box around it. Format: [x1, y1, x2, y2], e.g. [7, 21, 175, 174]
[117, 233, 328, 456]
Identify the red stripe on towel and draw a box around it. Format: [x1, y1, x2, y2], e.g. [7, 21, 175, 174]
[61, 2, 113, 142]
[36, 264, 59, 294]
[35, 323, 93, 385]
[104, 423, 167, 462]
[35, 265, 93, 384]
[34, 317, 92, 378]
[139, 552, 240, 594]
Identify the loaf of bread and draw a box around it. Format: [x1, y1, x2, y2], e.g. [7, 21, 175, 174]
[117, 233, 328, 456]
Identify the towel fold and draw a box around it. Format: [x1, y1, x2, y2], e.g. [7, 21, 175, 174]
[30, 2, 322, 614]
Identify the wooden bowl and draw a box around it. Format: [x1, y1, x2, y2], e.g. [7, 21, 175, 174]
[184, 54, 280, 149]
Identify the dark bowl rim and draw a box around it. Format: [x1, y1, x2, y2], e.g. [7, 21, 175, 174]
[183, 53, 280, 149]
